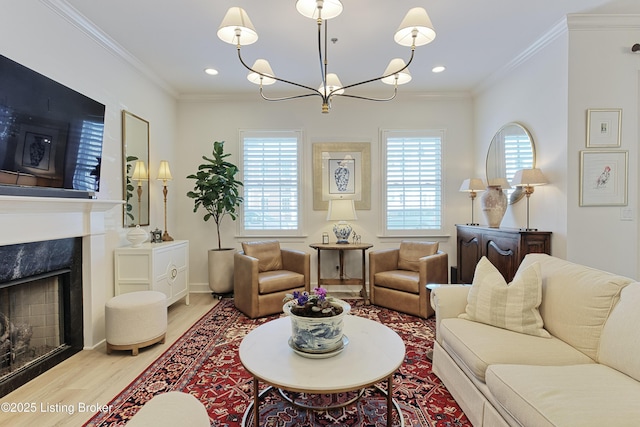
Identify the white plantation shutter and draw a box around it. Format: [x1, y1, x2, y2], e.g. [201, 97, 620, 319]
[72, 120, 104, 191]
[382, 130, 443, 233]
[504, 134, 534, 183]
[240, 131, 302, 234]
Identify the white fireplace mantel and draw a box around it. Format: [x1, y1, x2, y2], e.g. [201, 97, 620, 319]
[0, 196, 123, 247]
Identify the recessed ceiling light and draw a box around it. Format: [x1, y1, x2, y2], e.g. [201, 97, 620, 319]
[204, 68, 219, 76]
[432, 66, 446, 73]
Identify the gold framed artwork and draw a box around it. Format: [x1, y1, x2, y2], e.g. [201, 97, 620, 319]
[579, 150, 628, 206]
[312, 142, 371, 210]
[586, 109, 622, 148]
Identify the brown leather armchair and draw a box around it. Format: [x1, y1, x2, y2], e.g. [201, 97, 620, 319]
[234, 240, 310, 318]
[369, 241, 448, 318]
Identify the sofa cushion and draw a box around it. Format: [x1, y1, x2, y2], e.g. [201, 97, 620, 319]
[486, 364, 640, 427]
[439, 318, 593, 382]
[598, 283, 640, 381]
[242, 240, 283, 272]
[374, 270, 419, 293]
[460, 257, 549, 338]
[398, 241, 438, 272]
[517, 254, 633, 360]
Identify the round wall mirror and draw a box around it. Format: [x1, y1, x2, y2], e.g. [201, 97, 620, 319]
[486, 122, 535, 204]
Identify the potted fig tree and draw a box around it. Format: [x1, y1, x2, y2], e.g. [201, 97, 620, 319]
[187, 141, 243, 296]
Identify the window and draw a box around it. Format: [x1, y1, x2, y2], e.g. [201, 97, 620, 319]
[240, 130, 302, 235]
[382, 130, 443, 234]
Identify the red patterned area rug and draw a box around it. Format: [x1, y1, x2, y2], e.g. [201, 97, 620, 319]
[84, 299, 470, 427]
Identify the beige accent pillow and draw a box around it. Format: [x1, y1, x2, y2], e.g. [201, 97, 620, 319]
[241, 241, 283, 272]
[460, 256, 550, 338]
[398, 241, 438, 272]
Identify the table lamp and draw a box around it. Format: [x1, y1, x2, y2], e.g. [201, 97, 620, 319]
[459, 178, 485, 225]
[327, 199, 357, 244]
[511, 168, 548, 231]
[131, 160, 148, 225]
[157, 160, 174, 241]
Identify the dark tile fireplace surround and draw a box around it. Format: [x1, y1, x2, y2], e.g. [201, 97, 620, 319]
[0, 238, 83, 397]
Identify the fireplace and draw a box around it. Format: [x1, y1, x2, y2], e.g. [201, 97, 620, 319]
[0, 238, 83, 397]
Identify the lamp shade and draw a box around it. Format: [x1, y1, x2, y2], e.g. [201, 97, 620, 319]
[511, 168, 548, 187]
[157, 160, 173, 181]
[247, 59, 276, 85]
[459, 178, 485, 192]
[296, 0, 343, 20]
[318, 73, 344, 96]
[394, 7, 436, 47]
[327, 199, 357, 221]
[381, 58, 412, 85]
[487, 177, 511, 189]
[217, 7, 258, 46]
[131, 161, 148, 181]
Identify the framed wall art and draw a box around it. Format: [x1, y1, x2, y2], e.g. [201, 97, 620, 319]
[579, 150, 628, 206]
[312, 142, 371, 210]
[586, 108, 621, 148]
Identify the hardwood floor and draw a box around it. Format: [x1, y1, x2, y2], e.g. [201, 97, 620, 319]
[0, 293, 219, 427]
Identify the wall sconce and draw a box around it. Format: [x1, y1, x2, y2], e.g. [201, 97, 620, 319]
[511, 168, 548, 231]
[157, 160, 174, 241]
[327, 198, 357, 244]
[131, 160, 148, 225]
[459, 178, 485, 225]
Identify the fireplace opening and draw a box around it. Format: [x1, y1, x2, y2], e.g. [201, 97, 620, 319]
[0, 238, 82, 397]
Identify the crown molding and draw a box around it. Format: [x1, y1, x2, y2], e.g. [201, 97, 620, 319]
[474, 17, 568, 96]
[567, 14, 640, 30]
[40, 0, 178, 98]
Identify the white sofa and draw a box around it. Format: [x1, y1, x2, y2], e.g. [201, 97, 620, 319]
[430, 253, 640, 427]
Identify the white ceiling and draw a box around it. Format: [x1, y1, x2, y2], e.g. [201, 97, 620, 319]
[63, 0, 639, 98]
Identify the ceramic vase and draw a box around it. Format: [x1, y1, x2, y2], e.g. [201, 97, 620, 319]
[126, 225, 147, 247]
[284, 299, 350, 355]
[481, 185, 507, 228]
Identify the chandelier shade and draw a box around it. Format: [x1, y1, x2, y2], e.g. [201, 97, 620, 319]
[217, 6, 258, 46]
[381, 58, 412, 85]
[217, 3, 436, 113]
[296, 0, 344, 20]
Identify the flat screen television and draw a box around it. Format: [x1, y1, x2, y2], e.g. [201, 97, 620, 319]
[0, 54, 105, 198]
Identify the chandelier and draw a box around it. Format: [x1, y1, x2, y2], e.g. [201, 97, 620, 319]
[217, 0, 436, 113]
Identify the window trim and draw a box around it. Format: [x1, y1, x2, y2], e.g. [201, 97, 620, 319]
[379, 129, 445, 236]
[237, 129, 305, 238]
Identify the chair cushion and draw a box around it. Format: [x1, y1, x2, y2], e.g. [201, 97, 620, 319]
[242, 240, 283, 272]
[397, 241, 438, 272]
[374, 270, 420, 293]
[258, 270, 305, 294]
[459, 256, 550, 338]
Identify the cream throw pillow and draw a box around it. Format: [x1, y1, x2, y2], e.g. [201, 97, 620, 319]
[459, 257, 550, 338]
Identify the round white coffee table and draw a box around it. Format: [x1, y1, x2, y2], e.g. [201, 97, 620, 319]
[239, 315, 406, 427]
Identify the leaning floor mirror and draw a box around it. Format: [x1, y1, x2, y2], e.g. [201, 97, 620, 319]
[122, 110, 150, 227]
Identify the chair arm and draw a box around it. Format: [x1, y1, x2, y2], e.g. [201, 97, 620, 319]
[281, 249, 311, 291]
[234, 252, 260, 315]
[430, 285, 471, 343]
[369, 248, 399, 276]
[419, 251, 448, 285]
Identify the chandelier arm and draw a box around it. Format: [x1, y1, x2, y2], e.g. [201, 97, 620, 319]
[319, 18, 327, 90]
[328, 47, 415, 97]
[258, 87, 322, 102]
[335, 87, 398, 102]
[236, 46, 322, 94]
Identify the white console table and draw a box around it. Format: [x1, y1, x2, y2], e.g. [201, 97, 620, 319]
[114, 240, 189, 306]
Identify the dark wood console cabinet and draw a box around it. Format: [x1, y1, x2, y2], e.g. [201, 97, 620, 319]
[456, 225, 551, 283]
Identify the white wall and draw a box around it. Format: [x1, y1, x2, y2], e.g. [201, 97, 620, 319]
[175, 94, 474, 289]
[566, 14, 640, 277]
[475, 25, 570, 260]
[475, 13, 640, 279]
[0, 1, 178, 346]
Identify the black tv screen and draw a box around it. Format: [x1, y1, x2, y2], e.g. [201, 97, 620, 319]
[0, 54, 105, 198]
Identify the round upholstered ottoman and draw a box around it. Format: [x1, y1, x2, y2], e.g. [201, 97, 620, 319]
[127, 392, 209, 427]
[105, 291, 167, 356]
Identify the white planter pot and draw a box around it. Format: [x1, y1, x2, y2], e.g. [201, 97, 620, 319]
[283, 299, 351, 354]
[208, 248, 235, 294]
